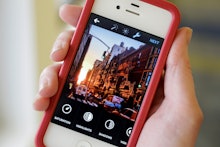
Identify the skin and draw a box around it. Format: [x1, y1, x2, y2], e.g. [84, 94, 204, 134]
[33, 4, 203, 147]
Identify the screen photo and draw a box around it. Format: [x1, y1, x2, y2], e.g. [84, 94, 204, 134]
[52, 13, 163, 146]
[65, 22, 161, 118]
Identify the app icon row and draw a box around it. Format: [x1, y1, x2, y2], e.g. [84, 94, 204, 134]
[61, 103, 132, 137]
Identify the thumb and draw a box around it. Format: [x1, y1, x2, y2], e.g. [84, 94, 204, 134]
[164, 27, 197, 106]
[137, 28, 203, 147]
[161, 27, 203, 145]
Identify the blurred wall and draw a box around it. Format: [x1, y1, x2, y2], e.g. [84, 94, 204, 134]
[0, 0, 37, 147]
[0, 0, 65, 147]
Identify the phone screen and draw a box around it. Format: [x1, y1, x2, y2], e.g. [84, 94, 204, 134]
[51, 13, 164, 146]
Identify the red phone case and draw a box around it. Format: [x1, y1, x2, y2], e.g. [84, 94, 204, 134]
[127, 0, 180, 146]
[35, 0, 180, 146]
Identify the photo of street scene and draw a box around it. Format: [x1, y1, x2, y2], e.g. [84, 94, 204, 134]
[63, 24, 161, 121]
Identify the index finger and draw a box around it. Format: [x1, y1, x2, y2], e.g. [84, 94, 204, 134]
[59, 4, 82, 27]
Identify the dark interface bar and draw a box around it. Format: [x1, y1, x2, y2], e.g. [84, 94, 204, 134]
[89, 13, 164, 48]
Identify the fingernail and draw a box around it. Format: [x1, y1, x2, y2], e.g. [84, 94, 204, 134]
[185, 27, 193, 44]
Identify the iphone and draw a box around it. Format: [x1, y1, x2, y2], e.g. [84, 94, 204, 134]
[35, 0, 180, 146]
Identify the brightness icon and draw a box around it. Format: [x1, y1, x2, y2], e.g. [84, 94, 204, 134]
[122, 28, 129, 35]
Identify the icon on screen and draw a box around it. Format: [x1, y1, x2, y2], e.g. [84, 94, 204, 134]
[133, 32, 141, 38]
[62, 104, 72, 114]
[126, 127, 132, 137]
[94, 18, 100, 24]
[122, 28, 129, 35]
[111, 24, 118, 31]
[83, 112, 93, 122]
[104, 119, 115, 130]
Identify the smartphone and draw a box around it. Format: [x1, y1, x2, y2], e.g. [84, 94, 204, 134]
[36, 0, 180, 146]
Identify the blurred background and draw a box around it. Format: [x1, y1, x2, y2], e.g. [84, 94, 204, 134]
[0, 0, 219, 146]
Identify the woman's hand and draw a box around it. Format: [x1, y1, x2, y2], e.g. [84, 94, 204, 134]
[33, 4, 203, 147]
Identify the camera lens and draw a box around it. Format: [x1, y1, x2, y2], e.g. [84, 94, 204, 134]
[116, 5, 120, 9]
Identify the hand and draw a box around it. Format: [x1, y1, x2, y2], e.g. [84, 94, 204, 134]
[33, 4, 81, 110]
[136, 28, 203, 147]
[33, 4, 203, 147]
